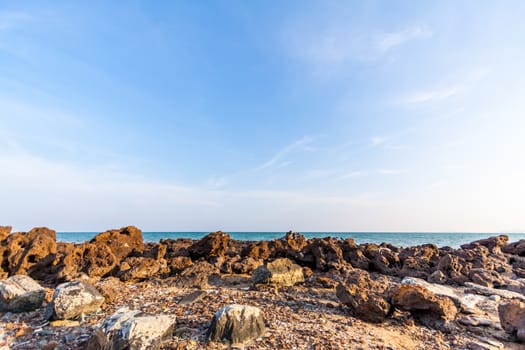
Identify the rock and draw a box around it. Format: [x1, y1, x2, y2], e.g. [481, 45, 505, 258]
[299, 237, 346, 271]
[90, 307, 175, 350]
[231, 257, 264, 274]
[503, 240, 525, 256]
[174, 261, 220, 289]
[57, 243, 118, 280]
[3, 227, 57, 278]
[45, 281, 105, 320]
[461, 235, 509, 254]
[90, 226, 144, 261]
[458, 315, 493, 327]
[469, 268, 504, 288]
[188, 231, 230, 259]
[464, 281, 525, 301]
[0, 275, 45, 312]
[398, 244, 440, 279]
[241, 241, 271, 260]
[0, 226, 11, 241]
[336, 269, 392, 323]
[252, 258, 304, 286]
[206, 304, 266, 347]
[50, 320, 80, 327]
[179, 290, 207, 305]
[117, 257, 165, 282]
[498, 300, 525, 342]
[401, 277, 483, 313]
[391, 284, 457, 331]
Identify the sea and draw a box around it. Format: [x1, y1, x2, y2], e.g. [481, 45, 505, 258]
[55, 232, 525, 249]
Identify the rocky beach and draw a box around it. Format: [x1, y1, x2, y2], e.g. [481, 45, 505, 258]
[1, 226, 525, 349]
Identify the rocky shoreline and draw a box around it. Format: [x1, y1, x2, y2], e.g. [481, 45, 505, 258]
[1, 226, 525, 349]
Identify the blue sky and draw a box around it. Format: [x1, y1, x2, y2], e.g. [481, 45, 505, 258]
[1, 1, 524, 232]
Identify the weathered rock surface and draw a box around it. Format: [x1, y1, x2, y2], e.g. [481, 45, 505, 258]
[299, 237, 346, 271]
[336, 269, 392, 323]
[2, 227, 57, 278]
[87, 307, 175, 350]
[118, 257, 167, 282]
[90, 226, 144, 261]
[188, 231, 230, 259]
[0, 226, 11, 241]
[0, 275, 45, 312]
[46, 281, 105, 320]
[206, 304, 266, 346]
[391, 284, 457, 331]
[498, 300, 525, 342]
[252, 258, 304, 286]
[173, 261, 220, 289]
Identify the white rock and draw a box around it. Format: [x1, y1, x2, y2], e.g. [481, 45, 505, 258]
[207, 304, 266, 346]
[45, 281, 104, 320]
[0, 275, 45, 312]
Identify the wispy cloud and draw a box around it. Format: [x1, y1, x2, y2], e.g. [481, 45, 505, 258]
[400, 85, 462, 104]
[256, 136, 316, 170]
[378, 169, 408, 175]
[376, 27, 432, 53]
[340, 171, 369, 179]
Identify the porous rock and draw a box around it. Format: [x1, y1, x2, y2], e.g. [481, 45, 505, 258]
[206, 304, 266, 347]
[45, 281, 105, 320]
[188, 231, 230, 259]
[0, 275, 45, 312]
[90, 226, 144, 261]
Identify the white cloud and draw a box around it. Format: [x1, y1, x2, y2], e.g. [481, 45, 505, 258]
[401, 85, 462, 104]
[378, 169, 408, 175]
[340, 171, 368, 179]
[376, 27, 433, 53]
[256, 136, 316, 170]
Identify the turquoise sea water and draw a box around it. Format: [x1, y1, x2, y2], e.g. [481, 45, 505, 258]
[56, 232, 525, 248]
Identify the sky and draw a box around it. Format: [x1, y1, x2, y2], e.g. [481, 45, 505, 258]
[1, 1, 525, 232]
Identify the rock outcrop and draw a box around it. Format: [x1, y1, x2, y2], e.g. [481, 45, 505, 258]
[188, 231, 230, 259]
[90, 226, 144, 261]
[207, 304, 266, 347]
[0, 275, 45, 312]
[46, 281, 105, 320]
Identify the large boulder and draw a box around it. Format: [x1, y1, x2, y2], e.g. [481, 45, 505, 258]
[336, 269, 392, 323]
[188, 231, 230, 259]
[46, 281, 105, 320]
[207, 304, 266, 347]
[398, 244, 440, 279]
[3, 227, 57, 278]
[252, 258, 304, 287]
[90, 226, 144, 261]
[503, 240, 525, 256]
[86, 307, 175, 350]
[498, 300, 525, 342]
[0, 275, 45, 312]
[390, 284, 457, 331]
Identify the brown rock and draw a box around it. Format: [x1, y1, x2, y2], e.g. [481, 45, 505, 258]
[461, 235, 509, 254]
[336, 269, 392, 323]
[503, 240, 525, 256]
[3, 227, 57, 278]
[174, 261, 220, 289]
[391, 284, 457, 331]
[90, 226, 144, 261]
[300, 237, 346, 271]
[252, 258, 304, 287]
[167, 256, 193, 274]
[118, 257, 164, 282]
[57, 242, 117, 280]
[241, 241, 271, 260]
[188, 231, 230, 259]
[0, 226, 11, 241]
[231, 257, 264, 274]
[398, 244, 439, 279]
[498, 300, 525, 342]
[95, 277, 124, 303]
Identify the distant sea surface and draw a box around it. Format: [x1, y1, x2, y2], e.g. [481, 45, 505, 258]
[56, 232, 525, 248]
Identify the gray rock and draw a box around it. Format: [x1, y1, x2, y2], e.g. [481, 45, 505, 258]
[178, 290, 207, 305]
[0, 275, 45, 312]
[207, 304, 265, 346]
[464, 281, 525, 301]
[45, 281, 104, 320]
[252, 258, 304, 286]
[87, 307, 175, 350]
